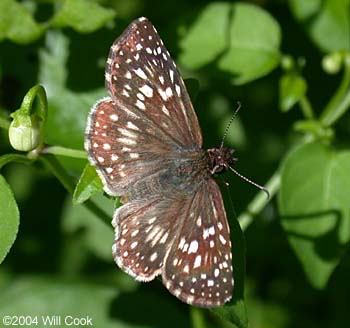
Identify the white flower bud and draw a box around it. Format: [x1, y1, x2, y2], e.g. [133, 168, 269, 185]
[322, 52, 342, 74]
[9, 117, 41, 151]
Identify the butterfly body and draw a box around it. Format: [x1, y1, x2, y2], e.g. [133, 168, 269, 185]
[116, 148, 209, 203]
[85, 17, 234, 307]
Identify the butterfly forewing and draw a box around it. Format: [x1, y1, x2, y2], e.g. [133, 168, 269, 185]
[86, 97, 184, 195]
[105, 17, 202, 149]
[163, 179, 233, 307]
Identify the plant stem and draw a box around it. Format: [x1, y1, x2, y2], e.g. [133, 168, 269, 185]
[20, 85, 48, 122]
[238, 170, 281, 231]
[190, 307, 206, 328]
[0, 154, 32, 170]
[41, 145, 87, 159]
[40, 154, 111, 227]
[320, 56, 350, 126]
[299, 95, 314, 119]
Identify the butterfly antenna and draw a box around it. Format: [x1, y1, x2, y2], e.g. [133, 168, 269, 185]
[220, 101, 242, 149]
[228, 165, 270, 199]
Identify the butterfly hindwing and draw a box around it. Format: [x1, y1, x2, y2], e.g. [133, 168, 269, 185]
[162, 178, 233, 307]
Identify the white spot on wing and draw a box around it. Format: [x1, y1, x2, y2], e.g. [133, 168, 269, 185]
[137, 93, 145, 101]
[194, 255, 201, 268]
[110, 114, 118, 121]
[178, 237, 186, 249]
[169, 69, 174, 82]
[118, 138, 136, 145]
[158, 88, 167, 101]
[175, 84, 181, 96]
[150, 252, 158, 261]
[135, 68, 147, 79]
[127, 122, 140, 130]
[188, 240, 198, 254]
[165, 87, 173, 98]
[118, 128, 136, 138]
[209, 226, 215, 235]
[219, 234, 227, 245]
[162, 105, 169, 116]
[140, 84, 154, 97]
[136, 100, 146, 110]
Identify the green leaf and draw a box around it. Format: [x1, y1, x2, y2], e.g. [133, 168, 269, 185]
[73, 164, 103, 205]
[39, 30, 106, 150]
[278, 142, 350, 288]
[0, 276, 189, 327]
[279, 73, 307, 112]
[0, 278, 122, 327]
[213, 299, 248, 328]
[63, 193, 114, 261]
[288, 0, 322, 20]
[289, 0, 350, 52]
[218, 3, 281, 85]
[179, 2, 231, 69]
[0, 0, 44, 44]
[38, 31, 69, 94]
[46, 89, 105, 149]
[50, 0, 115, 33]
[0, 174, 19, 264]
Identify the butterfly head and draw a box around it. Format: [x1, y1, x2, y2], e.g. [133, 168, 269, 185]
[207, 147, 237, 175]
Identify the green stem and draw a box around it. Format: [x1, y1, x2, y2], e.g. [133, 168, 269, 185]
[190, 307, 206, 328]
[334, 89, 350, 120]
[299, 95, 314, 119]
[41, 146, 87, 159]
[320, 56, 350, 126]
[238, 170, 281, 231]
[0, 117, 10, 130]
[20, 85, 48, 122]
[40, 154, 111, 227]
[0, 154, 33, 170]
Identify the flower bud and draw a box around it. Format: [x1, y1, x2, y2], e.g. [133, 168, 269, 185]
[281, 55, 294, 71]
[322, 52, 342, 74]
[9, 114, 41, 151]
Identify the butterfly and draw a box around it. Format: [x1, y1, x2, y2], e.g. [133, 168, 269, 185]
[85, 17, 244, 307]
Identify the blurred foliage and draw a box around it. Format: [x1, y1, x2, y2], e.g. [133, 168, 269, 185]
[1, 0, 350, 327]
